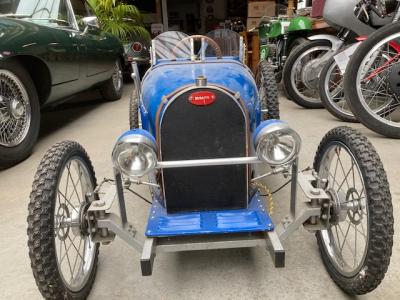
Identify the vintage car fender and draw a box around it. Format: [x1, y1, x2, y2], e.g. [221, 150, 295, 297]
[0, 18, 124, 104]
[141, 59, 259, 136]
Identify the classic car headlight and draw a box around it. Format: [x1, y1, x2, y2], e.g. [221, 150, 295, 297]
[254, 120, 301, 166]
[112, 130, 157, 177]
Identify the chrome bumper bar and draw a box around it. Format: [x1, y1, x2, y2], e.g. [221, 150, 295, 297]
[156, 156, 263, 169]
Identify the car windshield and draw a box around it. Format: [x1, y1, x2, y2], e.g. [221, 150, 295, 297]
[153, 29, 241, 61]
[0, 0, 71, 27]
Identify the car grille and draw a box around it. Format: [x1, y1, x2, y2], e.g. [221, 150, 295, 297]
[159, 87, 249, 213]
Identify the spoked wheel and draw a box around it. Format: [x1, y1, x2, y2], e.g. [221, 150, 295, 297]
[100, 59, 123, 101]
[255, 60, 280, 120]
[283, 40, 331, 108]
[0, 60, 40, 168]
[313, 127, 393, 295]
[345, 23, 400, 138]
[319, 57, 357, 122]
[28, 141, 99, 299]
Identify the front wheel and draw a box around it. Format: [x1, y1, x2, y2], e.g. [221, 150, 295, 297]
[319, 57, 357, 122]
[28, 141, 99, 299]
[100, 59, 123, 101]
[313, 127, 393, 295]
[283, 40, 331, 108]
[344, 23, 400, 138]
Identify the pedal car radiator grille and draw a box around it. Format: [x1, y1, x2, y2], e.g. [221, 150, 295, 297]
[160, 87, 248, 213]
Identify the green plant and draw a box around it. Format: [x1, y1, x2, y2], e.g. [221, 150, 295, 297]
[88, 0, 150, 42]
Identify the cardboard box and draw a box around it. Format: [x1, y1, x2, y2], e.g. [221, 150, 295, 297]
[247, 17, 261, 30]
[248, 1, 276, 18]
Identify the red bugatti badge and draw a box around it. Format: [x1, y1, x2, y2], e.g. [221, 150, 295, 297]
[188, 91, 216, 106]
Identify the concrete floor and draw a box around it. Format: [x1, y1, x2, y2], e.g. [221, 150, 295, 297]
[0, 84, 399, 299]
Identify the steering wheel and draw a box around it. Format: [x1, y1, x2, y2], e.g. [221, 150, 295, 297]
[172, 35, 222, 59]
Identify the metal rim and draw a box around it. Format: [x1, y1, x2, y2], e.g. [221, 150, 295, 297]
[290, 46, 331, 103]
[324, 60, 354, 117]
[318, 142, 369, 277]
[54, 157, 96, 292]
[0, 70, 31, 147]
[356, 32, 400, 128]
[112, 61, 123, 92]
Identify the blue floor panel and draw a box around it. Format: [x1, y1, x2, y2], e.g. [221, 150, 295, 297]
[145, 193, 274, 237]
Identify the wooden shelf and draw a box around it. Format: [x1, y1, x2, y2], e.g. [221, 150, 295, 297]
[241, 31, 259, 73]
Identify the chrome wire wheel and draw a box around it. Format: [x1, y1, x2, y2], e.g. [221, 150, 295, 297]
[355, 34, 400, 127]
[112, 60, 123, 92]
[314, 127, 393, 295]
[54, 157, 96, 292]
[318, 142, 368, 277]
[290, 46, 331, 104]
[0, 69, 31, 147]
[324, 60, 355, 119]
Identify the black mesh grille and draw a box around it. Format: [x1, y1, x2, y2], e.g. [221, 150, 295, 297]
[160, 87, 248, 213]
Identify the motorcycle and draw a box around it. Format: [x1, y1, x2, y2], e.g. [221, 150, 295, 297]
[320, 0, 398, 122]
[344, 0, 400, 138]
[282, 0, 392, 109]
[256, 5, 312, 83]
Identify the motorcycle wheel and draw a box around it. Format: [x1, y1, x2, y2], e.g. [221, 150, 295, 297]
[344, 22, 400, 138]
[255, 60, 280, 120]
[283, 40, 331, 109]
[287, 37, 308, 54]
[28, 141, 99, 299]
[275, 37, 307, 84]
[313, 127, 393, 295]
[319, 57, 357, 122]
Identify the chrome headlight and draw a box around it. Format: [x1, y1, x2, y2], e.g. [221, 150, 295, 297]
[112, 130, 157, 177]
[254, 120, 301, 166]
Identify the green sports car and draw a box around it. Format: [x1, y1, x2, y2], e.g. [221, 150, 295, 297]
[0, 0, 125, 167]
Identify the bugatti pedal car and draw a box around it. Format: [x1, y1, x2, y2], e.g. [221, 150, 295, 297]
[27, 29, 394, 299]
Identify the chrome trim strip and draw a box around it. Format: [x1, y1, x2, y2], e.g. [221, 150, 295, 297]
[156, 157, 262, 169]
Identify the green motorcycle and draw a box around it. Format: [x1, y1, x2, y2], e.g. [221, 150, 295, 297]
[257, 7, 312, 82]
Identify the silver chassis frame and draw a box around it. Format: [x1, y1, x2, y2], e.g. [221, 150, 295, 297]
[87, 159, 329, 276]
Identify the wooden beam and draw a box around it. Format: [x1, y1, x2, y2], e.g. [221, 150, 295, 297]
[288, 0, 294, 16]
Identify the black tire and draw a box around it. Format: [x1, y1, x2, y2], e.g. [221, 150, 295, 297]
[129, 91, 139, 129]
[344, 23, 400, 138]
[313, 127, 393, 295]
[256, 60, 280, 120]
[28, 141, 99, 300]
[0, 60, 40, 168]
[287, 37, 307, 54]
[100, 59, 123, 101]
[319, 57, 357, 123]
[283, 40, 331, 109]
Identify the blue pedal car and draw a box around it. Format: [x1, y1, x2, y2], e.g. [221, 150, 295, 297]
[27, 29, 394, 299]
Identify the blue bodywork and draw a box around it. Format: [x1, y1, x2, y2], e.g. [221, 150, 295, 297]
[146, 192, 274, 237]
[140, 58, 261, 136]
[131, 54, 273, 238]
